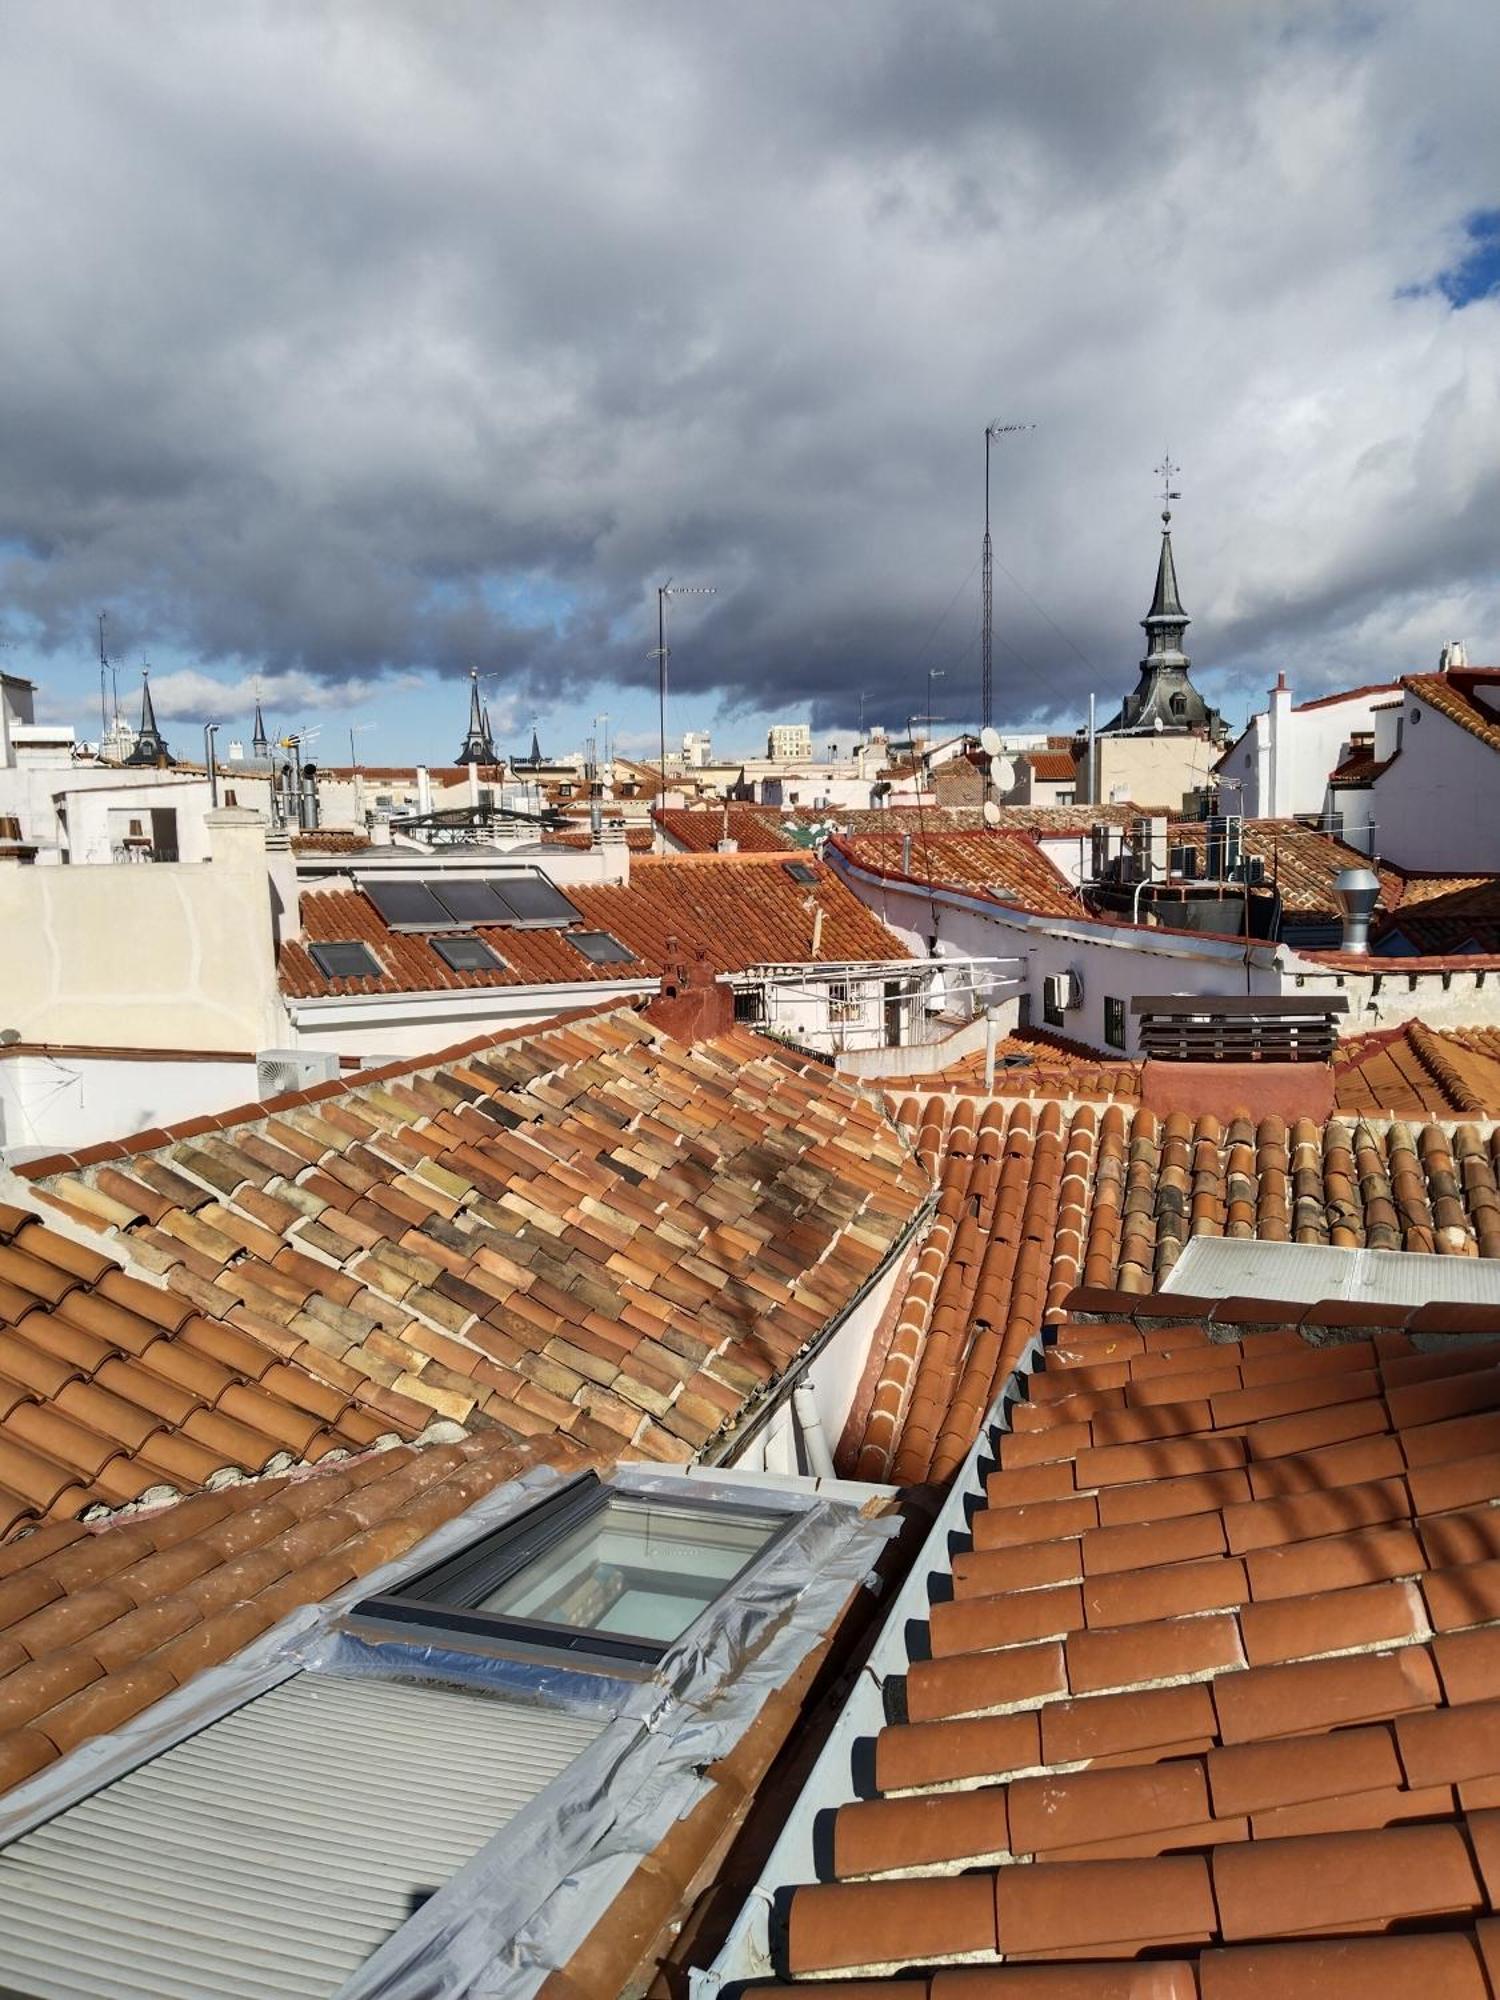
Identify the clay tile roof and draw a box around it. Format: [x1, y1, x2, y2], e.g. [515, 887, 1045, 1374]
[872, 1029, 1142, 1103]
[770, 1294, 1500, 1988]
[1165, 819, 1404, 920]
[1375, 872, 1500, 956]
[830, 828, 1082, 918]
[0, 1428, 594, 1795]
[1335, 1022, 1500, 1117]
[1022, 749, 1077, 782]
[653, 806, 799, 853]
[5, 1006, 927, 1548]
[279, 852, 907, 997]
[844, 1097, 1500, 1485]
[1407, 666, 1500, 755]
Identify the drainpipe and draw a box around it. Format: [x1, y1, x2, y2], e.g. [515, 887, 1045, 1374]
[792, 1380, 836, 1479]
[984, 1010, 997, 1092]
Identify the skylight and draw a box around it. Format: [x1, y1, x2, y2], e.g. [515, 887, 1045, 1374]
[568, 930, 636, 965]
[432, 935, 506, 973]
[353, 1472, 790, 1668]
[784, 861, 817, 885]
[309, 939, 382, 980]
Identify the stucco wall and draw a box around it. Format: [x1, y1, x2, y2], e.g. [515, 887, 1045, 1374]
[1368, 699, 1500, 872]
[0, 819, 286, 1052]
[1080, 733, 1219, 811]
[0, 1051, 260, 1158]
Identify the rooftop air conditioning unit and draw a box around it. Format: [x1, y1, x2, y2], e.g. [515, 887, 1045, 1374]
[256, 1048, 341, 1100]
[1043, 970, 1083, 1014]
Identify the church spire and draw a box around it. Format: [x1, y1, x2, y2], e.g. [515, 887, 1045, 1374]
[251, 689, 269, 761]
[125, 667, 174, 767]
[1098, 457, 1224, 743]
[455, 667, 497, 764]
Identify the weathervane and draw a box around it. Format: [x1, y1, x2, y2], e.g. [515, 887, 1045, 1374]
[1155, 452, 1181, 526]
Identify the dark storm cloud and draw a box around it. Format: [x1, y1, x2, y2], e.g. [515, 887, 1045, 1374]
[0, 0, 1497, 739]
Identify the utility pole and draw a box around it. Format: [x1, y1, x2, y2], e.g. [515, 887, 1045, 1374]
[982, 421, 1035, 732]
[654, 581, 715, 799]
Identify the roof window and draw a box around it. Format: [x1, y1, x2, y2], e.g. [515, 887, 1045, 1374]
[309, 939, 382, 980]
[353, 1473, 789, 1668]
[432, 935, 506, 973]
[783, 861, 817, 885]
[568, 930, 636, 965]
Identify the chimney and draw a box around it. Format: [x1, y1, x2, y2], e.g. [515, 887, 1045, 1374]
[416, 766, 433, 817]
[643, 933, 733, 1040]
[1332, 866, 1381, 954]
[901, 831, 913, 873]
[1268, 672, 1292, 817]
[1439, 640, 1467, 673]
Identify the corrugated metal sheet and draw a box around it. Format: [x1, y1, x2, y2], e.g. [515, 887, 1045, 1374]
[1165, 1235, 1500, 1307]
[0, 1672, 602, 2000]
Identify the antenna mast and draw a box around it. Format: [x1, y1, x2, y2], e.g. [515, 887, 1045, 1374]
[981, 422, 1034, 733]
[97, 612, 108, 746]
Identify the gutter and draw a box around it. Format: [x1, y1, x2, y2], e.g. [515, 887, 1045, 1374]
[703, 1184, 939, 1469]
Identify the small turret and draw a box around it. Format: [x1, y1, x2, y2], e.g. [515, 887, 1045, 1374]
[124, 669, 174, 767]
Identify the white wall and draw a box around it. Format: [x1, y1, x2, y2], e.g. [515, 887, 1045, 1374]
[62, 778, 217, 864]
[830, 849, 1285, 1060]
[1222, 684, 1395, 820]
[1286, 957, 1500, 1036]
[1368, 696, 1500, 872]
[0, 1052, 262, 1159]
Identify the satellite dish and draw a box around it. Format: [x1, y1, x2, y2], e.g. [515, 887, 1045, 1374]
[979, 725, 1002, 756]
[991, 756, 1017, 792]
[983, 800, 1002, 826]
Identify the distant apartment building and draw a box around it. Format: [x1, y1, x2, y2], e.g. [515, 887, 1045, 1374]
[767, 721, 812, 762]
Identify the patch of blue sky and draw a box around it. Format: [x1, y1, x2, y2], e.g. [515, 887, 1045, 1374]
[418, 570, 581, 635]
[1400, 208, 1500, 308]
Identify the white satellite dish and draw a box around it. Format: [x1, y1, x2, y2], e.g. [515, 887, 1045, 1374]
[979, 725, 1002, 756]
[983, 800, 1002, 826]
[991, 756, 1017, 792]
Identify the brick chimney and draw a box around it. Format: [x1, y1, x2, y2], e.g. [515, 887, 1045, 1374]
[643, 933, 734, 1040]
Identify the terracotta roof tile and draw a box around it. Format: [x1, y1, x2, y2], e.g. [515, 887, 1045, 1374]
[4, 1008, 925, 1548]
[280, 852, 907, 998]
[767, 1291, 1500, 1991]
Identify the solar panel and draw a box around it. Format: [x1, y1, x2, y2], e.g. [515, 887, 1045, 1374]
[362, 879, 461, 931]
[432, 935, 505, 973]
[309, 940, 382, 980]
[488, 874, 582, 928]
[568, 931, 636, 965]
[429, 879, 513, 924]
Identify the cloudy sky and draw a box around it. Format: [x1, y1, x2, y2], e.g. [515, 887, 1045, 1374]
[0, 1, 1496, 764]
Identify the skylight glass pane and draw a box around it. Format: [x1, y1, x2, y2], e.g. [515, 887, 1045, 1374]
[568, 930, 636, 964]
[784, 861, 817, 884]
[432, 935, 505, 972]
[309, 940, 381, 979]
[430, 879, 513, 923]
[362, 879, 460, 930]
[489, 875, 582, 927]
[476, 1496, 780, 1643]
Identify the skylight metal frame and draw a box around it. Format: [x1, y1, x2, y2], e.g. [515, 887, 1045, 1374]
[567, 929, 637, 965]
[351, 1471, 795, 1669]
[431, 934, 507, 973]
[308, 939, 383, 980]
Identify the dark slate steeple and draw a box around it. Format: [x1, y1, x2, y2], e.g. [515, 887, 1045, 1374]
[124, 669, 174, 767]
[1100, 463, 1225, 742]
[251, 694, 270, 762]
[456, 668, 497, 764]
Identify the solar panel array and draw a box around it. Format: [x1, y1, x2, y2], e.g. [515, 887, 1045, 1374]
[361, 872, 582, 932]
